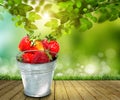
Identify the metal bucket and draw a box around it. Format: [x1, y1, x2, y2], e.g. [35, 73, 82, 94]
[17, 59, 56, 97]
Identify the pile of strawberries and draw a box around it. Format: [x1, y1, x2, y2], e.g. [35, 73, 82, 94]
[18, 36, 59, 64]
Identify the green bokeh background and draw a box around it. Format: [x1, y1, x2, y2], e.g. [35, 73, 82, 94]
[0, 10, 120, 79]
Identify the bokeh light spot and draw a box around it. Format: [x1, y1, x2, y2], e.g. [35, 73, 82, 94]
[84, 64, 96, 74]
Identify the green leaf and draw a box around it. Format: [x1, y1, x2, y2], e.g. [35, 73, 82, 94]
[39, 0, 45, 6]
[76, 0, 82, 8]
[25, 23, 37, 30]
[80, 18, 93, 31]
[23, 0, 28, 3]
[15, 20, 22, 26]
[0, 0, 3, 4]
[28, 12, 41, 22]
[8, 0, 14, 6]
[9, 8, 19, 15]
[29, 24, 37, 29]
[85, 13, 97, 22]
[98, 13, 110, 23]
[58, 1, 73, 9]
[83, 8, 88, 12]
[109, 14, 118, 21]
[79, 24, 88, 31]
[74, 8, 79, 14]
[55, 11, 69, 24]
[31, 0, 36, 5]
[13, 0, 21, 4]
[44, 4, 52, 11]
[14, 4, 33, 16]
[45, 19, 59, 28]
[35, 6, 40, 12]
[58, 2, 67, 8]
[18, 4, 33, 12]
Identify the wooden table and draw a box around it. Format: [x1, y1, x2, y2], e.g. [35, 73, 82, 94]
[0, 80, 120, 100]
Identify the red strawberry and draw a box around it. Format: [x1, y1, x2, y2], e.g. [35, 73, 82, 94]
[32, 51, 50, 63]
[42, 39, 49, 49]
[19, 36, 31, 51]
[42, 39, 60, 58]
[22, 52, 34, 63]
[49, 40, 60, 54]
[19, 36, 44, 51]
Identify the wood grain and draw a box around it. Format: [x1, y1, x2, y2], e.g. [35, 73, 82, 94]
[0, 80, 119, 100]
[55, 81, 69, 100]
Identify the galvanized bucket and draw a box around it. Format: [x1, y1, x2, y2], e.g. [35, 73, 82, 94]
[17, 57, 56, 97]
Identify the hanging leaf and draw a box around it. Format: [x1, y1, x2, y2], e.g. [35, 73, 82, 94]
[31, 0, 36, 5]
[35, 6, 40, 12]
[45, 19, 59, 28]
[28, 12, 41, 22]
[15, 20, 22, 26]
[13, 0, 21, 4]
[8, 0, 14, 6]
[44, 4, 52, 11]
[85, 13, 97, 22]
[74, 8, 79, 14]
[98, 13, 110, 23]
[25, 23, 37, 31]
[29, 24, 37, 29]
[76, 0, 82, 8]
[109, 14, 118, 21]
[80, 18, 93, 31]
[0, 0, 3, 4]
[17, 4, 33, 12]
[9, 8, 19, 15]
[83, 8, 88, 12]
[39, 0, 45, 6]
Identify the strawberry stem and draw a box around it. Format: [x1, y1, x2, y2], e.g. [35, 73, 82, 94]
[45, 50, 53, 61]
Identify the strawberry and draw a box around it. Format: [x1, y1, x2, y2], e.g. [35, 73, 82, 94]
[22, 52, 34, 63]
[22, 51, 50, 64]
[49, 40, 60, 54]
[42, 39, 49, 49]
[32, 51, 50, 63]
[42, 39, 60, 58]
[19, 36, 44, 51]
[19, 36, 31, 51]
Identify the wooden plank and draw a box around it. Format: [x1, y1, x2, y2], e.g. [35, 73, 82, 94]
[79, 81, 109, 100]
[95, 81, 120, 100]
[11, 90, 26, 100]
[85, 81, 118, 100]
[40, 81, 54, 100]
[0, 81, 23, 100]
[0, 80, 7, 85]
[94, 81, 120, 99]
[63, 81, 83, 100]
[0, 81, 14, 90]
[101, 81, 120, 91]
[54, 81, 69, 100]
[0, 80, 119, 100]
[0, 81, 20, 97]
[25, 96, 39, 100]
[71, 81, 96, 100]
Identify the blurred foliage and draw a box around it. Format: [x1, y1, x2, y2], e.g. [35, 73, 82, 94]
[0, 0, 120, 38]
